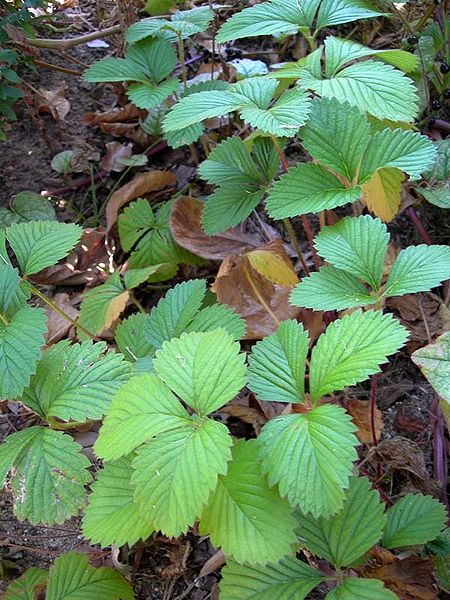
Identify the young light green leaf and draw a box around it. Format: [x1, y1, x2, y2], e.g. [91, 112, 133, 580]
[248, 320, 309, 403]
[0, 426, 91, 524]
[153, 329, 247, 415]
[291, 266, 376, 311]
[0, 305, 46, 399]
[412, 331, 450, 404]
[314, 215, 389, 289]
[46, 552, 134, 600]
[383, 493, 446, 549]
[297, 476, 385, 567]
[21, 340, 131, 422]
[266, 163, 361, 219]
[258, 404, 358, 517]
[127, 7, 213, 42]
[309, 310, 408, 401]
[300, 98, 370, 181]
[326, 577, 399, 600]
[3, 567, 47, 600]
[115, 312, 154, 362]
[6, 221, 82, 276]
[186, 304, 246, 340]
[133, 418, 232, 536]
[200, 439, 297, 564]
[384, 245, 450, 297]
[95, 373, 190, 461]
[82, 455, 154, 548]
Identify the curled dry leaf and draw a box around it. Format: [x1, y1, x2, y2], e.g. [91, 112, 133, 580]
[345, 397, 383, 444]
[169, 196, 264, 260]
[199, 550, 226, 578]
[212, 240, 300, 339]
[106, 170, 176, 233]
[100, 142, 134, 173]
[36, 84, 70, 121]
[45, 292, 79, 345]
[84, 104, 151, 146]
[365, 556, 438, 600]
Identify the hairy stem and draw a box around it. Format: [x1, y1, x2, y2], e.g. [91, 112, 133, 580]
[177, 32, 188, 90]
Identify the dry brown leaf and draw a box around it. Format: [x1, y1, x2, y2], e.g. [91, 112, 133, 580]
[387, 294, 442, 344]
[106, 170, 176, 232]
[345, 397, 382, 444]
[36, 84, 70, 121]
[170, 196, 263, 259]
[199, 550, 226, 578]
[100, 142, 133, 173]
[212, 240, 300, 339]
[367, 556, 438, 600]
[45, 292, 79, 345]
[220, 401, 268, 434]
[84, 104, 146, 125]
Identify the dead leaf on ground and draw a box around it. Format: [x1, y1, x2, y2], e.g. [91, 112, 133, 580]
[170, 196, 264, 260]
[106, 170, 176, 233]
[84, 104, 151, 146]
[100, 142, 133, 173]
[212, 240, 300, 339]
[387, 294, 442, 346]
[220, 399, 268, 434]
[32, 227, 111, 286]
[365, 556, 438, 600]
[36, 84, 70, 121]
[345, 397, 383, 444]
[199, 550, 226, 578]
[84, 104, 146, 124]
[45, 292, 79, 345]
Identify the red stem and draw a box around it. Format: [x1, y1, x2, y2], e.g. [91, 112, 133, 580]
[430, 396, 450, 521]
[407, 207, 433, 245]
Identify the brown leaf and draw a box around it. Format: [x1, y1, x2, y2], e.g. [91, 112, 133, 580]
[199, 550, 226, 578]
[212, 240, 300, 339]
[368, 556, 438, 600]
[84, 104, 146, 125]
[36, 84, 70, 120]
[170, 196, 263, 260]
[100, 142, 133, 173]
[387, 294, 442, 344]
[45, 292, 79, 345]
[106, 170, 176, 233]
[345, 397, 382, 444]
[220, 401, 268, 434]
[99, 122, 151, 147]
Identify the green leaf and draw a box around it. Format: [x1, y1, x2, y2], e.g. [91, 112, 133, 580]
[326, 577, 399, 600]
[300, 98, 370, 181]
[95, 373, 190, 461]
[115, 312, 154, 362]
[423, 139, 450, 182]
[133, 417, 232, 536]
[127, 37, 177, 82]
[127, 79, 179, 110]
[118, 198, 155, 252]
[315, 0, 382, 29]
[200, 439, 297, 564]
[0, 426, 91, 524]
[84, 57, 148, 82]
[412, 331, 450, 404]
[383, 493, 447, 549]
[248, 320, 309, 403]
[82, 455, 154, 548]
[309, 310, 408, 401]
[230, 58, 269, 79]
[314, 215, 389, 289]
[266, 163, 361, 219]
[6, 221, 82, 276]
[384, 245, 450, 297]
[202, 187, 265, 235]
[297, 476, 385, 567]
[153, 329, 247, 415]
[127, 7, 213, 42]
[8, 191, 56, 223]
[0, 262, 27, 316]
[46, 551, 134, 600]
[220, 558, 326, 600]
[359, 129, 437, 182]
[144, 279, 206, 348]
[3, 567, 47, 600]
[258, 404, 358, 517]
[21, 340, 131, 422]
[186, 304, 246, 340]
[291, 266, 376, 311]
[0, 305, 46, 399]
[417, 184, 450, 209]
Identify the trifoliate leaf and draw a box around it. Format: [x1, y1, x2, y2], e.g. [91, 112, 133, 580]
[297, 476, 385, 567]
[95, 373, 190, 461]
[82, 455, 154, 548]
[326, 577, 398, 600]
[200, 439, 297, 564]
[186, 304, 246, 340]
[46, 552, 134, 600]
[3, 567, 47, 600]
[309, 310, 408, 401]
[21, 340, 131, 422]
[301, 98, 369, 181]
[0, 305, 46, 399]
[412, 331, 450, 404]
[115, 312, 154, 362]
[384, 244, 450, 297]
[383, 493, 447, 549]
[248, 320, 309, 403]
[290, 266, 376, 311]
[266, 162, 361, 219]
[6, 221, 82, 276]
[144, 279, 206, 348]
[0, 426, 91, 524]
[153, 329, 247, 416]
[133, 417, 232, 536]
[361, 167, 404, 222]
[220, 558, 326, 600]
[314, 215, 389, 289]
[258, 404, 358, 517]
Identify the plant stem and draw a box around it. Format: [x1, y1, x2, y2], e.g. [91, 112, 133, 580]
[177, 32, 188, 90]
[28, 283, 98, 341]
[407, 207, 432, 245]
[26, 25, 122, 50]
[283, 218, 310, 276]
[430, 396, 450, 516]
[47, 416, 90, 430]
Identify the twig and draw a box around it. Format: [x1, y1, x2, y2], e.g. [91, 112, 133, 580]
[34, 59, 82, 76]
[26, 25, 122, 50]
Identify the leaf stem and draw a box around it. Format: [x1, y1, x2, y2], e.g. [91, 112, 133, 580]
[0, 311, 8, 326]
[47, 416, 90, 430]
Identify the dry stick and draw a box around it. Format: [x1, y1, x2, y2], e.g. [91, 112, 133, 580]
[26, 25, 122, 50]
[34, 59, 82, 76]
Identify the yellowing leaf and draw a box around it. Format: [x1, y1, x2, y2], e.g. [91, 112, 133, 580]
[361, 167, 404, 222]
[246, 246, 298, 286]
